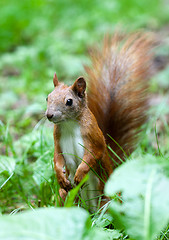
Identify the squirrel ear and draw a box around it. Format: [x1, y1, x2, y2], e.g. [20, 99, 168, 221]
[53, 73, 58, 87]
[72, 77, 86, 98]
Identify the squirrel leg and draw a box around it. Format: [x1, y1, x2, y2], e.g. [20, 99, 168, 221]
[53, 126, 72, 191]
[54, 152, 72, 191]
[74, 151, 100, 185]
[55, 164, 72, 191]
[58, 188, 68, 206]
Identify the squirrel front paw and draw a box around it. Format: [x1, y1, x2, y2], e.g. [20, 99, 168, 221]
[58, 174, 72, 191]
[74, 170, 86, 185]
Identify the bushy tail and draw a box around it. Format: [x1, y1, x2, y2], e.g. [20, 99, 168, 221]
[85, 32, 155, 165]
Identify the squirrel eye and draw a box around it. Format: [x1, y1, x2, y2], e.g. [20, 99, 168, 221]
[46, 97, 48, 102]
[66, 99, 73, 106]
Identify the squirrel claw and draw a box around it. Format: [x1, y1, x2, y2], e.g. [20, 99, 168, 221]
[64, 180, 72, 192]
[66, 182, 73, 191]
[74, 174, 84, 186]
[59, 177, 72, 192]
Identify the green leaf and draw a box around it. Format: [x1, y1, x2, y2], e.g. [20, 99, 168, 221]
[0, 207, 110, 240]
[84, 227, 122, 240]
[0, 156, 15, 174]
[102, 229, 123, 239]
[32, 151, 53, 185]
[105, 156, 169, 240]
[0, 156, 15, 189]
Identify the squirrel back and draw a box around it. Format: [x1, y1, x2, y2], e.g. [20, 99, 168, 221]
[85, 32, 155, 164]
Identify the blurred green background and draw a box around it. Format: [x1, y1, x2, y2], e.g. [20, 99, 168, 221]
[0, 0, 169, 127]
[0, 0, 169, 213]
[0, 0, 169, 132]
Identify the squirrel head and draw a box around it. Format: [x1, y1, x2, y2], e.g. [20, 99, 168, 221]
[46, 73, 87, 123]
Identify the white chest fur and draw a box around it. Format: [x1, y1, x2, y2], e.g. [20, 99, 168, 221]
[59, 120, 84, 182]
[59, 120, 99, 211]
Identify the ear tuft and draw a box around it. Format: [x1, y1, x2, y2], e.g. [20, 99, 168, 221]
[72, 77, 86, 98]
[53, 73, 58, 87]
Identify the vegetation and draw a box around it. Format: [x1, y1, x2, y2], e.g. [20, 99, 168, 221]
[0, 0, 169, 239]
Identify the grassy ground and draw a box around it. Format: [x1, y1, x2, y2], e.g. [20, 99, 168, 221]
[0, 0, 169, 239]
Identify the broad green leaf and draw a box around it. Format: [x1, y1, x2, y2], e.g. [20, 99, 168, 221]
[0, 156, 15, 189]
[84, 227, 122, 240]
[0, 156, 15, 174]
[0, 207, 110, 240]
[105, 156, 169, 240]
[102, 229, 123, 239]
[32, 151, 53, 185]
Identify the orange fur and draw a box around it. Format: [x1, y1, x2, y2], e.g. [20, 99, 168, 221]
[46, 32, 156, 208]
[85, 32, 155, 164]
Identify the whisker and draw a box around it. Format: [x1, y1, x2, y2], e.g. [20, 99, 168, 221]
[33, 115, 47, 131]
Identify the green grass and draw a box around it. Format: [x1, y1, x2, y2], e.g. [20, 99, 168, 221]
[0, 0, 169, 239]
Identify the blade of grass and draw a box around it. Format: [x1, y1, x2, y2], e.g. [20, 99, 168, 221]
[155, 123, 163, 157]
[64, 174, 89, 207]
[107, 134, 128, 159]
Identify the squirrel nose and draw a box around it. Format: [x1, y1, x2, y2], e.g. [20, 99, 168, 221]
[47, 112, 54, 120]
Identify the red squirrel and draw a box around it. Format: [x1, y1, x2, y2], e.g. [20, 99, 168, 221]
[46, 32, 155, 210]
